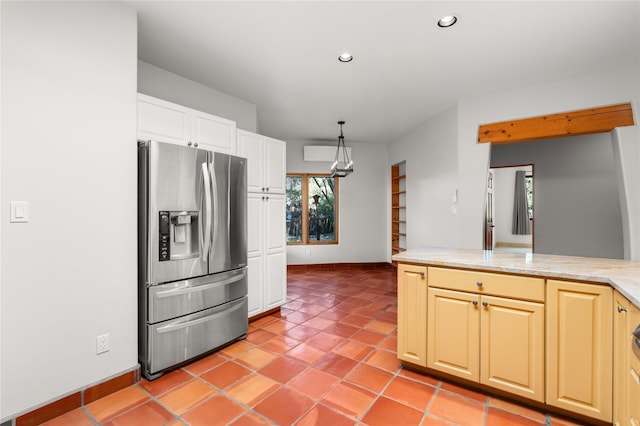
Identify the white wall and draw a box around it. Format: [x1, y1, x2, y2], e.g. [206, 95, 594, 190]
[388, 106, 460, 254]
[457, 64, 640, 256]
[286, 140, 388, 264]
[138, 60, 258, 133]
[492, 166, 533, 247]
[1, 2, 138, 420]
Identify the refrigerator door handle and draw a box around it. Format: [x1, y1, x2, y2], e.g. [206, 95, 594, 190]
[155, 274, 245, 298]
[201, 162, 212, 261]
[209, 160, 219, 258]
[156, 300, 245, 334]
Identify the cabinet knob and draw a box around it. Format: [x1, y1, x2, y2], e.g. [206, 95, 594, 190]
[476, 281, 483, 287]
[194, 142, 198, 147]
[617, 305, 628, 313]
[472, 300, 478, 306]
[266, 187, 269, 192]
[419, 271, 425, 277]
[187, 141, 192, 146]
[262, 187, 266, 192]
[482, 301, 489, 307]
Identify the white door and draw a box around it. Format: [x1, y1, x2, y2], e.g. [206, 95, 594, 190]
[237, 130, 264, 193]
[137, 94, 189, 145]
[192, 111, 236, 154]
[264, 137, 286, 194]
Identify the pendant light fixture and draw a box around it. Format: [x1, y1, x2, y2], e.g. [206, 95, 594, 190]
[330, 121, 353, 178]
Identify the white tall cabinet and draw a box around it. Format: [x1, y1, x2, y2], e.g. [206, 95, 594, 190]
[237, 130, 287, 317]
[137, 93, 237, 154]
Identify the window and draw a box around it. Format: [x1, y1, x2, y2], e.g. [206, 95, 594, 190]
[286, 174, 338, 244]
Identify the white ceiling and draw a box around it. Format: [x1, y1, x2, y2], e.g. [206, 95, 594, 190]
[130, 1, 639, 144]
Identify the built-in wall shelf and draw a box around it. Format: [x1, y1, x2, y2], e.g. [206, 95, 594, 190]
[391, 162, 407, 264]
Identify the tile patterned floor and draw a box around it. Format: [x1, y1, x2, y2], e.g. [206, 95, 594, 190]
[43, 267, 585, 426]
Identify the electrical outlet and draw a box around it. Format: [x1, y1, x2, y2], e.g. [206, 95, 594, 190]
[96, 334, 109, 355]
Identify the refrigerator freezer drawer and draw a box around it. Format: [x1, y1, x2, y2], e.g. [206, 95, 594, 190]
[148, 268, 247, 323]
[146, 296, 248, 376]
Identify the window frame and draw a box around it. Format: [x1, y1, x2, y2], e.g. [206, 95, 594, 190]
[286, 173, 339, 245]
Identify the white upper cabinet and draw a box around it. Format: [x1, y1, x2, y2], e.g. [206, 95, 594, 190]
[237, 130, 286, 194]
[137, 93, 236, 154]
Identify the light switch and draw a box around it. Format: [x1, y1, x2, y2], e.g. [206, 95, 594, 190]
[10, 201, 29, 223]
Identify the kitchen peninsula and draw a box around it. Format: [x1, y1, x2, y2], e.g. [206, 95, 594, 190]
[393, 247, 640, 425]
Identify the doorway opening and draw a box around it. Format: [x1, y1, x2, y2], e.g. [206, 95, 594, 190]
[484, 165, 534, 253]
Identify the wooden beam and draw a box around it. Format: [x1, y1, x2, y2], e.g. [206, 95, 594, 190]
[478, 103, 635, 144]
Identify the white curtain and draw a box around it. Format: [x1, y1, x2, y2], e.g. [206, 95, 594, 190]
[512, 170, 531, 235]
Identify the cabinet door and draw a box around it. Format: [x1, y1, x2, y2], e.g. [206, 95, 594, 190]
[137, 94, 190, 145]
[191, 110, 236, 154]
[614, 291, 630, 426]
[427, 288, 479, 380]
[628, 302, 640, 426]
[265, 250, 286, 310]
[265, 194, 285, 253]
[247, 193, 263, 258]
[237, 130, 264, 193]
[397, 264, 428, 366]
[247, 255, 264, 317]
[263, 137, 286, 194]
[546, 280, 613, 422]
[480, 295, 544, 402]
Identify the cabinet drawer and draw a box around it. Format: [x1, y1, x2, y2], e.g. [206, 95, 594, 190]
[428, 267, 544, 302]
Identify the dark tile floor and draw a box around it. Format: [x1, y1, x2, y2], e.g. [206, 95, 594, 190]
[43, 267, 583, 425]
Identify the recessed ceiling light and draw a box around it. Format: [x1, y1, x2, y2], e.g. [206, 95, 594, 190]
[338, 53, 354, 63]
[437, 15, 458, 28]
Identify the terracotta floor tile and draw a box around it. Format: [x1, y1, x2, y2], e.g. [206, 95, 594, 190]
[351, 329, 386, 346]
[302, 316, 335, 330]
[489, 397, 547, 423]
[420, 415, 452, 425]
[258, 357, 306, 383]
[286, 342, 326, 364]
[376, 311, 397, 324]
[306, 331, 344, 351]
[353, 306, 384, 318]
[313, 352, 358, 377]
[364, 320, 396, 334]
[345, 364, 393, 393]
[398, 368, 441, 387]
[260, 334, 300, 354]
[285, 324, 322, 341]
[157, 379, 215, 415]
[41, 408, 93, 426]
[250, 315, 279, 327]
[226, 374, 279, 407]
[182, 395, 246, 426]
[104, 401, 174, 426]
[138, 369, 192, 396]
[362, 396, 423, 426]
[219, 340, 254, 358]
[440, 381, 488, 403]
[317, 308, 350, 321]
[364, 348, 400, 372]
[383, 376, 436, 411]
[254, 387, 314, 425]
[260, 318, 295, 334]
[245, 328, 278, 345]
[428, 390, 486, 426]
[379, 335, 398, 351]
[298, 303, 327, 316]
[332, 339, 374, 361]
[229, 412, 272, 426]
[323, 322, 359, 338]
[548, 414, 586, 425]
[182, 353, 226, 375]
[288, 367, 341, 400]
[297, 404, 356, 426]
[86, 386, 149, 423]
[485, 407, 546, 426]
[200, 361, 252, 389]
[341, 314, 371, 327]
[279, 310, 314, 324]
[321, 382, 376, 419]
[234, 347, 277, 369]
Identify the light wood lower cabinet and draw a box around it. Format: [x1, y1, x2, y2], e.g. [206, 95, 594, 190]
[614, 290, 640, 426]
[546, 279, 613, 422]
[427, 288, 544, 402]
[397, 264, 428, 366]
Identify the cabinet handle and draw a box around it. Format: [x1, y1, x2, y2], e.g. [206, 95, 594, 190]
[617, 305, 628, 313]
[419, 271, 425, 277]
[472, 300, 478, 306]
[482, 301, 489, 307]
[476, 281, 483, 287]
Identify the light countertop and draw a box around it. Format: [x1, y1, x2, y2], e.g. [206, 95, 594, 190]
[392, 246, 640, 308]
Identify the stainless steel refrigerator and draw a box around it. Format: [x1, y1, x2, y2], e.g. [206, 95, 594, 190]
[138, 140, 248, 380]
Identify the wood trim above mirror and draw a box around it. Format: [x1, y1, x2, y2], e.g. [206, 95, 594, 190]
[478, 103, 635, 144]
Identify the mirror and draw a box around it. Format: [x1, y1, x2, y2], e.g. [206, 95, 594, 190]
[488, 132, 624, 260]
